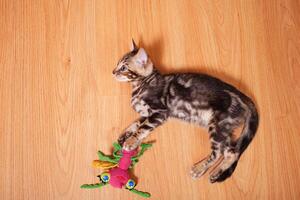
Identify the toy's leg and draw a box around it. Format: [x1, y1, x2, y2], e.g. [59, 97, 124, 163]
[118, 117, 146, 145]
[190, 121, 233, 179]
[123, 112, 168, 151]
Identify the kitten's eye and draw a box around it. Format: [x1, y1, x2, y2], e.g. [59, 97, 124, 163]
[120, 65, 127, 71]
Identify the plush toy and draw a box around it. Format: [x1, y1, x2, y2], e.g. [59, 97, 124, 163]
[81, 142, 152, 198]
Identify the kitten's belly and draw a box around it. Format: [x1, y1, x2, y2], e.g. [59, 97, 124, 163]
[170, 104, 213, 127]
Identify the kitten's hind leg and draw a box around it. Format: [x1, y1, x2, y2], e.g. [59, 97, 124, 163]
[190, 124, 225, 179]
[209, 118, 240, 183]
[191, 117, 237, 180]
[209, 148, 239, 183]
[190, 149, 223, 179]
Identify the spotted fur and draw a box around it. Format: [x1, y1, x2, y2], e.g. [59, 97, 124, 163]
[113, 40, 259, 183]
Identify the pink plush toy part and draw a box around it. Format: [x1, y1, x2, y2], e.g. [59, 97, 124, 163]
[81, 142, 152, 198]
[108, 149, 136, 188]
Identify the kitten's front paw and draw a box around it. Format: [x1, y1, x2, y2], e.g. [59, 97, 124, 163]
[123, 136, 140, 151]
[118, 131, 132, 146]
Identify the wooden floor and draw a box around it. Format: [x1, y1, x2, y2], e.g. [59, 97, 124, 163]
[1, 0, 300, 199]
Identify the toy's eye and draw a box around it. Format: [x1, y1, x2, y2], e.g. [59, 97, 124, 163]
[120, 65, 126, 71]
[100, 173, 110, 183]
[126, 179, 135, 189]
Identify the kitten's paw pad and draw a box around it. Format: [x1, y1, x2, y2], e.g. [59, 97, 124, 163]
[123, 137, 140, 151]
[190, 163, 208, 179]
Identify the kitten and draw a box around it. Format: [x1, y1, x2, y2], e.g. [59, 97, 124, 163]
[112, 40, 259, 183]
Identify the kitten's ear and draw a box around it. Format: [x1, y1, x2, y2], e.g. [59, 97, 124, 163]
[130, 39, 138, 51]
[135, 48, 148, 65]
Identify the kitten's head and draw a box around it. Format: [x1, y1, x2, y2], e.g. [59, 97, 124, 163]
[113, 40, 154, 82]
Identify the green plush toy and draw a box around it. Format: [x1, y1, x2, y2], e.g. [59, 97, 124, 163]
[81, 142, 152, 198]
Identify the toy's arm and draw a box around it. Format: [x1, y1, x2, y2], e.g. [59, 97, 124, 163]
[112, 143, 122, 158]
[130, 143, 152, 167]
[129, 189, 151, 198]
[97, 151, 119, 163]
[132, 143, 152, 161]
[80, 183, 107, 189]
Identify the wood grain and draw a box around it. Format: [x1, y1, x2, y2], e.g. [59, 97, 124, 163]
[1, 0, 300, 199]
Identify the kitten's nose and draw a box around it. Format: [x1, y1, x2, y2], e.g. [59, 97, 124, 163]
[112, 69, 116, 75]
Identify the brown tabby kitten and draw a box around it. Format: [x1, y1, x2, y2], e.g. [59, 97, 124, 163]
[112, 40, 259, 183]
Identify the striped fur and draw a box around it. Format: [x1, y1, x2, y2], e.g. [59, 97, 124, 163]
[114, 40, 259, 183]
